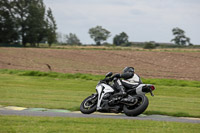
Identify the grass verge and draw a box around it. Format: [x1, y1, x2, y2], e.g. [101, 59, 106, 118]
[0, 115, 200, 133]
[0, 69, 200, 118]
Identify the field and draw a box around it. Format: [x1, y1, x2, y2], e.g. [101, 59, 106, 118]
[0, 70, 200, 118]
[0, 47, 200, 81]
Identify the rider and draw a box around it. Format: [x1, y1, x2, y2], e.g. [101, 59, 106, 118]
[113, 67, 142, 96]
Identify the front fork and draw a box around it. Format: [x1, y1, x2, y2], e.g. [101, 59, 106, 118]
[91, 93, 98, 102]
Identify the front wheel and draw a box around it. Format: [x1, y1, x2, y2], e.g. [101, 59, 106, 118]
[80, 94, 98, 114]
[123, 94, 149, 116]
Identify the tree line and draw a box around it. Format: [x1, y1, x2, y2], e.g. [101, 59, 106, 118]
[58, 26, 132, 46]
[64, 26, 192, 46]
[0, 0, 56, 47]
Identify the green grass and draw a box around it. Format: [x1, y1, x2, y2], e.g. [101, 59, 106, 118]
[0, 69, 200, 117]
[0, 73, 95, 111]
[0, 115, 199, 133]
[0, 69, 104, 81]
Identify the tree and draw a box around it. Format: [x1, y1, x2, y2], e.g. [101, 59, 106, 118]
[171, 27, 191, 45]
[46, 8, 57, 47]
[113, 32, 129, 46]
[26, 0, 46, 47]
[0, 0, 18, 44]
[12, 0, 30, 47]
[66, 33, 81, 45]
[88, 26, 111, 45]
[0, 0, 57, 47]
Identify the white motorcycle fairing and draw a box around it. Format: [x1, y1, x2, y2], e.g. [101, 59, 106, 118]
[96, 83, 114, 110]
[135, 84, 154, 95]
[135, 84, 146, 95]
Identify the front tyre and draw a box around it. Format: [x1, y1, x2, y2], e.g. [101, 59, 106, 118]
[123, 94, 149, 116]
[80, 94, 97, 114]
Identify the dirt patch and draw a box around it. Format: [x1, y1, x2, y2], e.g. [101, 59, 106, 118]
[0, 47, 200, 81]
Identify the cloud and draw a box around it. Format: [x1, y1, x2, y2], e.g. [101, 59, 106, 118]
[44, 0, 200, 44]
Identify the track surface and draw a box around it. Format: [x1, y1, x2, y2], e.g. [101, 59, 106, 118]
[1, 109, 200, 124]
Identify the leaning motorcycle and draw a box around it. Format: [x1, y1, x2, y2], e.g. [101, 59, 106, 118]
[80, 72, 155, 116]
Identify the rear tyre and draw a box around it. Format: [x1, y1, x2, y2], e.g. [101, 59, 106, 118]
[80, 94, 97, 114]
[123, 94, 149, 116]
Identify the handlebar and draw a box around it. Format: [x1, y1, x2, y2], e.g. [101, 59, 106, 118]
[100, 73, 121, 84]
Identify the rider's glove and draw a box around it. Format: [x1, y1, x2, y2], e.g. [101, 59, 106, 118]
[105, 78, 111, 82]
[113, 73, 121, 78]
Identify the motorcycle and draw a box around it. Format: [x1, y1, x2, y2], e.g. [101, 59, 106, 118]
[80, 72, 155, 116]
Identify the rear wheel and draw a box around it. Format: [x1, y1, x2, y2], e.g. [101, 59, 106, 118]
[80, 94, 97, 114]
[123, 94, 149, 116]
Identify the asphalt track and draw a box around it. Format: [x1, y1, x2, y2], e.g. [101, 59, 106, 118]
[0, 106, 200, 123]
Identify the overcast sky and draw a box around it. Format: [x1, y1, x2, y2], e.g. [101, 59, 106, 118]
[43, 0, 200, 44]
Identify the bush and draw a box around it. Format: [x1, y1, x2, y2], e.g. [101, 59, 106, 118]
[143, 42, 157, 49]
